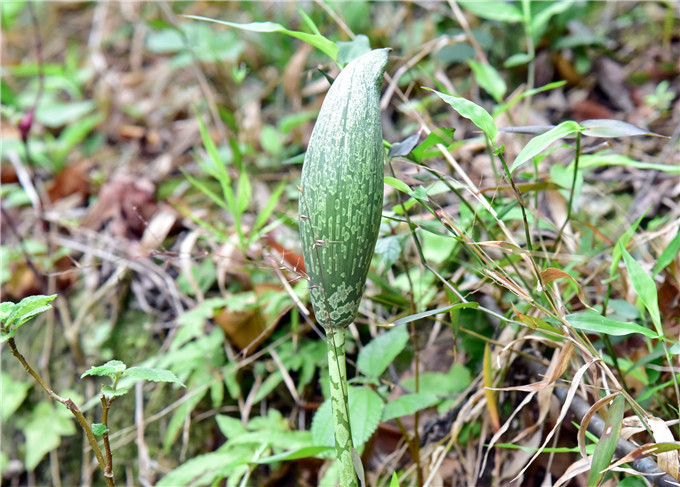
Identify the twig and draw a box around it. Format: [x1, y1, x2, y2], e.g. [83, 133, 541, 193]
[6, 337, 114, 487]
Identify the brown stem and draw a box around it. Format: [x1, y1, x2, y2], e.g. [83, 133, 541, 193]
[100, 394, 115, 482]
[6, 337, 114, 487]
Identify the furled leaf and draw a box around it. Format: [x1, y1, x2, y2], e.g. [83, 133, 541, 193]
[81, 360, 127, 379]
[91, 423, 108, 436]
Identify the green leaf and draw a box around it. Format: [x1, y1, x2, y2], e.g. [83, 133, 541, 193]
[393, 302, 479, 326]
[565, 310, 659, 338]
[184, 15, 339, 62]
[125, 367, 186, 387]
[426, 88, 497, 143]
[357, 324, 409, 379]
[578, 152, 680, 174]
[81, 359, 127, 379]
[620, 245, 662, 336]
[580, 119, 666, 138]
[402, 363, 471, 395]
[235, 168, 252, 216]
[468, 60, 506, 103]
[348, 387, 383, 447]
[390, 472, 401, 487]
[458, 0, 523, 22]
[155, 451, 235, 487]
[23, 401, 75, 470]
[511, 121, 581, 172]
[311, 387, 384, 453]
[337, 34, 371, 66]
[1, 372, 31, 420]
[101, 385, 130, 398]
[216, 414, 247, 439]
[503, 52, 534, 68]
[588, 395, 624, 487]
[653, 228, 680, 276]
[1, 294, 57, 330]
[410, 128, 456, 163]
[253, 446, 333, 464]
[91, 423, 108, 436]
[382, 393, 440, 421]
[384, 176, 411, 194]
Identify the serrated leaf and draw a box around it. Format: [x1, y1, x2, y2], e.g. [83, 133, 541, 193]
[125, 367, 186, 387]
[588, 395, 624, 487]
[565, 310, 658, 338]
[81, 360, 127, 379]
[620, 245, 662, 336]
[348, 387, 383, 447]
[101, 385, 130, 398]
[2, 294, 57, 329]
[184, 15, 338, 62]
[388, 134, 420, 158]
[426, 88, 497, 142]
[311, 387, 384, 453]
[23, 401, 75, 470]
[581, 119, 665, 138]
[357, 324, 409, 378]
[382, 393, 440, 421]
[216, 414, 247, 439]
[1, 372, 31, 420]
[511, 121, 581, 172]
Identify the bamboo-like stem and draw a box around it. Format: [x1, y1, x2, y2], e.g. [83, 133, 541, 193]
[325, 326, 357, 487]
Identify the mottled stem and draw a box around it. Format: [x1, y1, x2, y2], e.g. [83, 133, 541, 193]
[326, 326, 358, 487]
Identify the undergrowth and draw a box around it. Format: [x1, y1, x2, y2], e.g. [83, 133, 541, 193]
[1, 2, 679, 486]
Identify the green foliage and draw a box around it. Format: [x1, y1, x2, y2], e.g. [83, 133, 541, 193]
[357, 324, 409, 379]
[21, 401, 76, 470]
[0, 294, 56, 342]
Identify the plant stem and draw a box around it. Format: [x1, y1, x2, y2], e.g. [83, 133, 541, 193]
[325, 326, 358, 487]
[6, 337, 114, 487]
